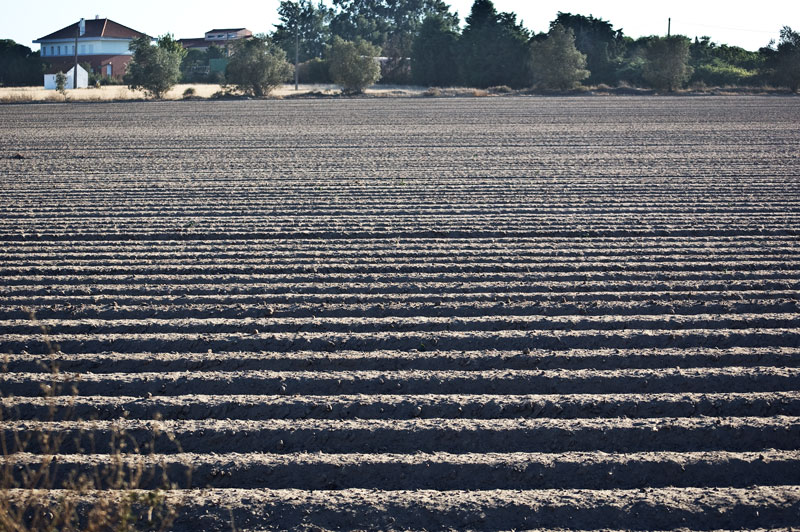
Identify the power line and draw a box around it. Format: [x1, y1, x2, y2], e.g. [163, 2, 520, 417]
[675, 21, 779, 35]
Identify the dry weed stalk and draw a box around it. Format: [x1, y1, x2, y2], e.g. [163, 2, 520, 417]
[0, 311, 189, 531]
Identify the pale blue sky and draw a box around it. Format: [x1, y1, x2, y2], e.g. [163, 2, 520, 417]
[2, 0, 797, 52]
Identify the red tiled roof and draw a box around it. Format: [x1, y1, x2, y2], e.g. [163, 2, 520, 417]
[35, 18, 147, 42]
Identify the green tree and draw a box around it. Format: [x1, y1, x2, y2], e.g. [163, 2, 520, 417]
[0, 40, 45, 86]
[411, 12, 460, 86]
[225, 35, 294, 97]
[330, 0, 454, 47]
[642, 35, 693, 91]
[550, 12, 626, 85]
[690, 36, 761, 86]
[762, 26, 800, 92]
[273, 0, 332, 63]
[330, 0, 456, 83]
[327, 36, 381, 93]
[207, 44, 226, 60]
[530, 24, 590, 90]
[155, 33, 187, 61]
[459, 0, 530, 88]
[125, 35, 184, 98]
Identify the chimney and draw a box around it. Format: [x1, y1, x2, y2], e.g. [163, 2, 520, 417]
[95, 15, 100, 19]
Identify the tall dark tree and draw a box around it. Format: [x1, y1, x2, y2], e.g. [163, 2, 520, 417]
[0, 40, 45, 87]
[330, 0, 456, 82]
[549, 12, 625, 85]
[411, 11, 460, 86]
[761, 26, 800, 92]
[459, 0, 530, 88]
[273, 0, 332, 62]
[530, 24, 590, 90]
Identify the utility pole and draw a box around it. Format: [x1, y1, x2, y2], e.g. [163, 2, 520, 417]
[74, 18, 85, 89]
[74, 25, 79, 89]
[294, 2, 300, 90]
[667, 18, 671, 37]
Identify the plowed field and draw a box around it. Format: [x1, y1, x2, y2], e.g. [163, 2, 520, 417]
[2, 96, 800, 530]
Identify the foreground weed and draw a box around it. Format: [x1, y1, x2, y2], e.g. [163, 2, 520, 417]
[0, 311, 189, 531]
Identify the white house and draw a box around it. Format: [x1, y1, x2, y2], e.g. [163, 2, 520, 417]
[44, 65, 89, 90]
[34, 17, 149, 80]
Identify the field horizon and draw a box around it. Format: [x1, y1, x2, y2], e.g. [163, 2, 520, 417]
[1, 82, 796, 104]
[1, 96, 799, 530]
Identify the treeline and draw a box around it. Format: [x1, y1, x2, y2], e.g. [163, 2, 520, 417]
[2, 0, 798, 92]
[266, 0, 799, 91]
[0, 40, 47, 87]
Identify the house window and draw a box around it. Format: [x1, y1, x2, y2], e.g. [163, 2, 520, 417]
[50, 46, 54, 55]
[41, 47, 46, 56]
[106, 64, 112, 77]
[57, 45, 61, 55]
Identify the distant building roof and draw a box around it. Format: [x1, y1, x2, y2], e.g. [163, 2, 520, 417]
[34, 18, 148, 42]
[178, 38, 209, 49]
[205, 28, 247, 34]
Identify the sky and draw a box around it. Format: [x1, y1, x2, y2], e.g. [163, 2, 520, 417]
[2, 0, 797, 52]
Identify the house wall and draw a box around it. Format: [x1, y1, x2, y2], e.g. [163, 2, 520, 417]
[98, 56, 133, 78]
[40, 38, 132, 58]
[44, 55, 133, 80]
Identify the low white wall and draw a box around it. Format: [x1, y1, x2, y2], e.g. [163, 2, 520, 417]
[44, 67, 89, 90]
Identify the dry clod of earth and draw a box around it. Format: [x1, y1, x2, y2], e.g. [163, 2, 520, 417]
[1, 96, 800, 531]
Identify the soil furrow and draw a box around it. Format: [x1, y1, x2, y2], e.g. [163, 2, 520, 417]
[4, 392, 799, 421]
[5, 416, 799, 454]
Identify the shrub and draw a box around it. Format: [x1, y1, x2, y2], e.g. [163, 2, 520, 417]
[208, 71, 226, 85]
[488, 85, 513, 94]
[692, 62, 757, 86]
[225, 35, 293, 97]
[328, 36, 382, 94]
[182, 87, 196, 98]
[55, 72, 67, 98]
[297, 58, 331, 84]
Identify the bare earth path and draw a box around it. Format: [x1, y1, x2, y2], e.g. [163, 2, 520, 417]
[1, 96, 800, 530]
